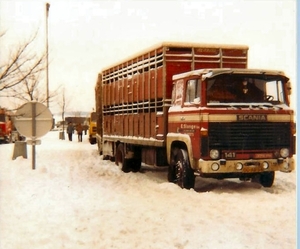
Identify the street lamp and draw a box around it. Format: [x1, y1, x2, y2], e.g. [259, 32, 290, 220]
[46, 3, 50, 108]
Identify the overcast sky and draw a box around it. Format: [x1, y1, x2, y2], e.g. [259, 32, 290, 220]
[0, 0, 296, 116]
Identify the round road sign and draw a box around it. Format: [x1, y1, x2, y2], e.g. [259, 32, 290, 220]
[14, 101, 53, 138]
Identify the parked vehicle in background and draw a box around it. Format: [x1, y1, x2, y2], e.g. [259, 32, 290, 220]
[0, 107, 12, 143]
[95, 42, 295, 189]
[56, 120, 68, 129]
[88, 111, 97, 144]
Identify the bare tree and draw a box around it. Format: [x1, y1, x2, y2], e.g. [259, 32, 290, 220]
[57, 87, 71, 138]
[9, 71, 59, 105]
[0, 29, 47, 101]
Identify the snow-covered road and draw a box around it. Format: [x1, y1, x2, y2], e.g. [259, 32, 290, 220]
[0, 130, 296, 249]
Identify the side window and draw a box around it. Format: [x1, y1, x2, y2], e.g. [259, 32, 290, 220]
[185, 79, 201, 104]
[265, 80, 284, 103]
[172, 79, 184, 105]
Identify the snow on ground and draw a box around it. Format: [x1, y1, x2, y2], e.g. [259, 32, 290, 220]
[0, 130, 296, 249]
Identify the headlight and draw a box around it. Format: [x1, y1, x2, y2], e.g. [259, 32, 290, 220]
[262, 161, 269, 169]
[211, 163, 220, 171]
[210, 149, 220, 159]
[236, 162, 243, 170]
[280, 148, 289, 158]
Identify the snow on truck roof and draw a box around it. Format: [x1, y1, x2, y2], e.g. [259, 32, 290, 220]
[172, 68, 288, 81]
[100, 42, 249, 72]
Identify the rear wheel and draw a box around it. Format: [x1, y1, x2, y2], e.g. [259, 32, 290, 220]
[131, 158, 141, 172]
[115, 144, 131, 173]
[169, 148, 195, 189]
[129, 147, 141, 172]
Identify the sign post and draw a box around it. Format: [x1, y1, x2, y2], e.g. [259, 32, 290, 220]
[14, 101, 53, 170]
[32, 102, 36, 169]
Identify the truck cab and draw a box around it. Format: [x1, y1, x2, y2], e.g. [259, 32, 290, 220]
[167, 68, 295, 188]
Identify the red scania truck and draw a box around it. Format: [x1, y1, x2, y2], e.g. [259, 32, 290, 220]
[95, 42, 295, 189]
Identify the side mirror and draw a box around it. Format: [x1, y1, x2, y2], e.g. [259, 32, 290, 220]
[286, 81, 292, 95]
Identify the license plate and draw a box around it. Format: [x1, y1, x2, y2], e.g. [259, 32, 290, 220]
[243, 165, 262, 173]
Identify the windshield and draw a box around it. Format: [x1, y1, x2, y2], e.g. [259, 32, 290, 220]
[206, 75, 286, 104]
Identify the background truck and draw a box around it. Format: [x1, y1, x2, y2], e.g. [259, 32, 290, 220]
[95, 42, 295, 189]
[0, 107, 12, 143]
[88, 111, 97, 144]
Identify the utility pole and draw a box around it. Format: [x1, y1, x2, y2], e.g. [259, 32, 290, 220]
[46, 3, 50, 108]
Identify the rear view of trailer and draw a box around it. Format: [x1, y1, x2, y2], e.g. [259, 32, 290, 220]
[96, 42, 248, 167]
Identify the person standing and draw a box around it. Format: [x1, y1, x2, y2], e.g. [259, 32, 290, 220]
[67, 122, 74, 141]
[76, 123, 83, 142]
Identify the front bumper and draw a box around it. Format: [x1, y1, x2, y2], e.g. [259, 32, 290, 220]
[197, 157, 295, 174]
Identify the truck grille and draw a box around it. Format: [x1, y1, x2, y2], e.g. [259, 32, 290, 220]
[208, 122, 290, 150]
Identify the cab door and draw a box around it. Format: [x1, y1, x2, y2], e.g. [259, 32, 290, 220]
[181, 78, 202, 159]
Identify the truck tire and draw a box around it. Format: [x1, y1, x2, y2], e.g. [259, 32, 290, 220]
[131, 158, 141, 172]
[169, 148, 195, 189]
[259, 171, 275, 187]
[115, 144, 131, 173]
[130, 147, 141, 172]
[89, 137, 96, 144]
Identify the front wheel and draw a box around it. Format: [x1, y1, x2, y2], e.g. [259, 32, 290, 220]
[259, 171, 275, 187]
[252, 171, 275, 187]
[168, 148, 195, 189]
